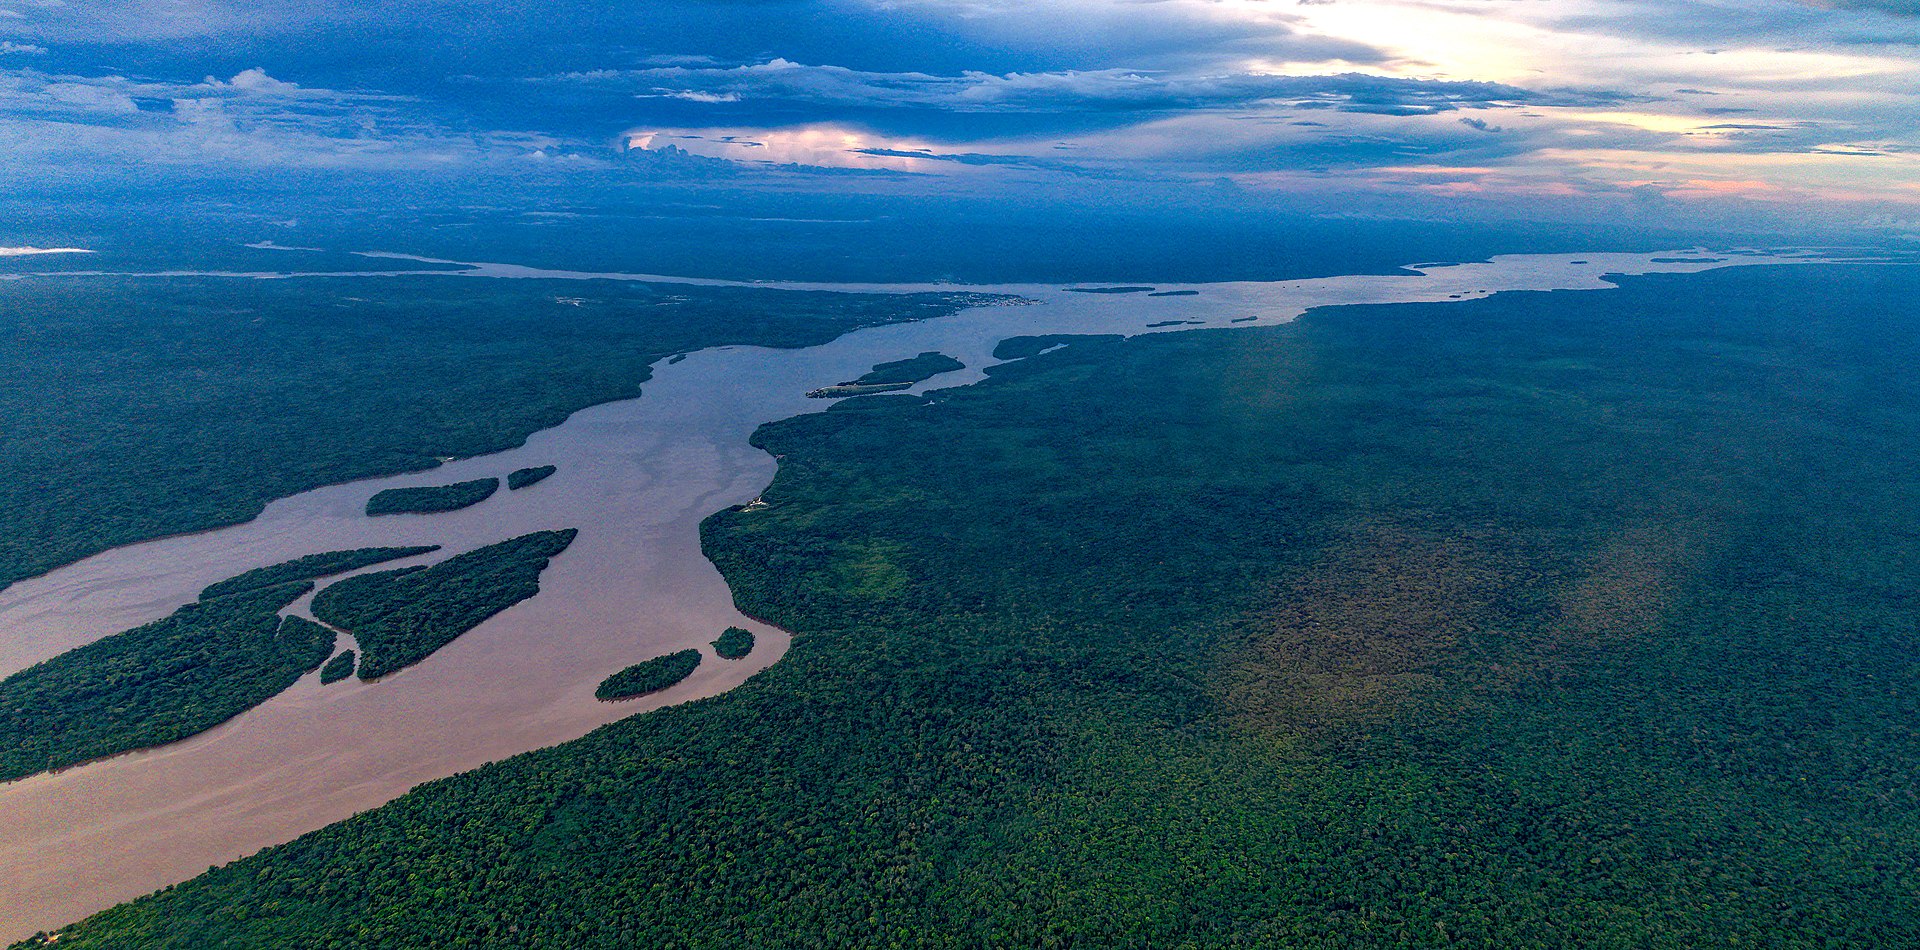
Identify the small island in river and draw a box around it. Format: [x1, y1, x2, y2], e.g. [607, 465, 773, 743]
[507, 465, 557, 490]
[596, 650, 702, 700]
[713, 626, 755, 660]
[313, 529, 577, 679]
[808, 351, 965, 398]
[365, 478, 499, 516]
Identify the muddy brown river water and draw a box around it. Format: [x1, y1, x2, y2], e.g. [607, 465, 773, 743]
[0, 250, 1837, 940]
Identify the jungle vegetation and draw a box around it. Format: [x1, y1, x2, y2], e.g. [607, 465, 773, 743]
[365, 479, 499, 516]
[595, 650, 702, 701]
[199, 546, 437, 600]
[28, 264, 1920, 947]
[808, 351, 965, 398]
[319, 650, 357, 685]
[0, 276, 998, 592]
[506, 466, 557, 490]
[853, 351, 964, 386]
[311, 530, 578, 679]
[0, 545, 444, 781]
[712, 627, 754, 660]
[0, 583, 330, 782]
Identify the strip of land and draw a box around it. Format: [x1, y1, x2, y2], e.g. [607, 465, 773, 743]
[312, 530, 578, 679]
[807, 351, 963, 398]
[596, 650, 701, 701]
[365, 479, 499, 516]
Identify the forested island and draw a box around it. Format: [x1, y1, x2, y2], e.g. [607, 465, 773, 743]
[595, 650, 702, 701]
[319, 650, 357, 685]
[312, 530, 578, 679]
[712, 627, 754, 660]
[365, 478, 498, 516]
[200, 547, 439, 600]
[0, 584, 323, 782]
[807, 351, 964, 398]
[33, 265, 1920, 947]
[0, 546, 433, 781]
[507, 466, 557, 490]
[0, 541, 445, 779]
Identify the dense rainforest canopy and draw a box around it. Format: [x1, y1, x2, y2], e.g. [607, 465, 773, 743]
[808, 351, 967, 399]
[319, 650, 357, 686]
[0, 276, 997, 592]
[365, 479, 499, 517]
[507, 466, 558, 491]
[312, 530, 578, 680]
[26, 264, 1920, 947]
[0, 583, 322, 782]
[0, 546, 430, 781]
[712, 627, 755, 661]
[595, 650, 703, 701]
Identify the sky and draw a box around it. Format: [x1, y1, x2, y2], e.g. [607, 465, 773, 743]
[2, 0, 1918, 247]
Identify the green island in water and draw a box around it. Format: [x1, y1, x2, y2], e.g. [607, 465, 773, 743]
[312, 530, 579, 680]
[991, 333, 1122, 361]
[712, 626, 754, 660]
[365, 478, 499, 516]
[0, 546, 430, 782]
[507, 465, 557, 490]
[596, 650, 703, 701]
[807, 351, 965, 398]
[31, 264, 1920, 947]
[318, 650, 357, 685]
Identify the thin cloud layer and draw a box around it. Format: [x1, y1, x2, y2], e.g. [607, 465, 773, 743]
[567, 59, 1616, 115]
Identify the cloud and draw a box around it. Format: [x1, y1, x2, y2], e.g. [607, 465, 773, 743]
[0, 66, 557, 179]
[1546, 0, 1920, 48]
[569, 58, 1625, 118]
[0, 245, 91, 255]
[830, 0, 1391, 68]
[853, 147, 1046, 167]
[1799, 0, 1920, 25]
[217, 66, 303, 94]
[0, 66, 385, 121]
[627, 125, 947, 171]
[1, 0, 1917, 221]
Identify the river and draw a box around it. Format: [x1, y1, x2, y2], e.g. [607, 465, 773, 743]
[0, 248, 1837, 940]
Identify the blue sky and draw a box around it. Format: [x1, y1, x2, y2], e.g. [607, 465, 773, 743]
[3, 0, 1918, 242]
